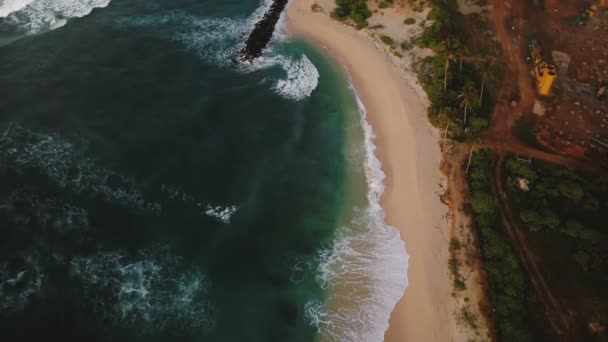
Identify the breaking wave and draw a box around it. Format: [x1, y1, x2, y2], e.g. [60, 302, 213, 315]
[273, 55, 320, 100]
[173, 0, 319, 100]
[0, 0, 111, 34]
[304, 82, 408, 341]
[71, 249, 214, 333]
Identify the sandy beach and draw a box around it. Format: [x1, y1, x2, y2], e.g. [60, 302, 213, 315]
[287, 1, 456, 341]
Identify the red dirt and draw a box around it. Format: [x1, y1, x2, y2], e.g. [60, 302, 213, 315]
[483, 0, 607, 339]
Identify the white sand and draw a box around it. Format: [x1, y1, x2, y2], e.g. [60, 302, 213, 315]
[287, 1, 456, 341]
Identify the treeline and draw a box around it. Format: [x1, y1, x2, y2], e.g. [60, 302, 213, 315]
[413, 0, 501, 139]
[468, 150, 533, 341]
[505, 159, 608, 272]
[331, 0, 373, 28]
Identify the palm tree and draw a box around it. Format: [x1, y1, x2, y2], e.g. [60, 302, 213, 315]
[458, 45, 470, 73]
[458, 81, 479, 126]
[439, 38, 459, 91]
[479, 61, 494, 104]
[465, 138, 484, 174]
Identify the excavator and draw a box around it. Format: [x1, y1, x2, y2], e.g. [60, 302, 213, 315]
[574, 0, 608, 27]
[526, 40, 557, 96]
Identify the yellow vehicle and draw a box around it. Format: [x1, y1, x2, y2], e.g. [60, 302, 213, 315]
[528, 40, 556, 96]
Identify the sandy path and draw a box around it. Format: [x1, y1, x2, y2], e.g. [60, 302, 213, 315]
[286, 1, 454, 341]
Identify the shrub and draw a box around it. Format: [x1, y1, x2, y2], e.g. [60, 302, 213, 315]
[404, 17, 416, 25]
[400, 40, 413, 51]
[379, 1, 390, 9]
[454, 278, 466, 291]
[380, 35, 394, 45]
[332, 0, 372, 29]
[450, 238, 462, 251]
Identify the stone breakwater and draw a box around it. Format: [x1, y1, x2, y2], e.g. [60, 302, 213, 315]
[238, 0, 289, 61]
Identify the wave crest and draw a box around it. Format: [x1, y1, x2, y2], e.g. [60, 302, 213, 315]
[0, 0, 111, 34]
[304, 82, 408, 341]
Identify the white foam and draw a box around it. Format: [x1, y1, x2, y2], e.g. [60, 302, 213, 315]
[274, 54, 319, 101]
[175, 0, 319, 101]
[2, 0, 111, 34]
[204, 204, 238, 224]
[305, 81, 409, 341]
[71, 249, 213, 332]
[0, 0, 34, 17]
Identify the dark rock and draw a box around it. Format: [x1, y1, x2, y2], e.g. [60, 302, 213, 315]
[238, 0, 289, 62]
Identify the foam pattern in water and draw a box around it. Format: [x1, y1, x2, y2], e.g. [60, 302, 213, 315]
[0, 256, 43, 315]
[0, 124, 160, 213]
[70, 249, 213, 333]
[0, 0, 111, 34]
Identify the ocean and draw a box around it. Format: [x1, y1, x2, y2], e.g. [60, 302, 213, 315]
[0, 1, 407, 341]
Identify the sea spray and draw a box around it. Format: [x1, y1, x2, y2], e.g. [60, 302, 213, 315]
[0, 0, 111, 34]
[305, 79, 409, 341]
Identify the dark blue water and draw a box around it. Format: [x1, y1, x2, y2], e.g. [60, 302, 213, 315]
[0, 1, 349, 341]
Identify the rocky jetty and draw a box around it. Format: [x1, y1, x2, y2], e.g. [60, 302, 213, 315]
[238, 0, 289, 62]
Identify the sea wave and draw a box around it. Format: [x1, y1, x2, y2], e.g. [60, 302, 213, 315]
[305, 82, 409, 341]
[71, 248, 214, 333]
[175, 0, 319, 101]
[0, 124, 161, 213]
[0, 0, 111, 34]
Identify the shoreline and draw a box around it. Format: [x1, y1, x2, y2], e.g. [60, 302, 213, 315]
[286, 1, 454, 341]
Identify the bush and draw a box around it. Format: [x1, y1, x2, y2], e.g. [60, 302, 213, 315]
[449, 238, 462, 251]
[332, 0, 372, 29]
[379, 1, 390, 9]
[380, 35, 394, 46]
[403, 17, 416, 25]
[400, 40, 413, 51]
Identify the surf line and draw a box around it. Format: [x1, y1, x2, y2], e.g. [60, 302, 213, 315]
[237, 0, 289, 62]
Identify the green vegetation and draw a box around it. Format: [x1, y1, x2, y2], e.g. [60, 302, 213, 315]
[331, 0, 372, 29]
[505, 159, 608, 272]
[380, 35, 394, 46]
[513, 117, 543, 149]
[392, 50, 403, 58]
[400, 40, 413, 51]
[504, 160, 608, 338]
[412, 0, 501, 140]
[403, 17, 416, 25]
[378, 0, 391, 9]
[448, 256, 466, 292]
[468, 150, 533, 341]
[449, 238, 462, 252]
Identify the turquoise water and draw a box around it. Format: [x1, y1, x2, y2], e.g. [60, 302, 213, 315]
[0, 1, 350, 341]
[0, 1, 409, 341]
